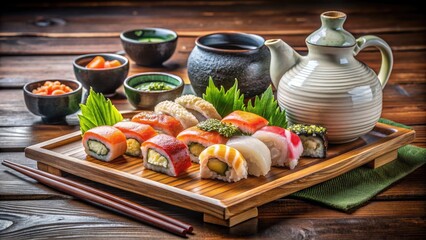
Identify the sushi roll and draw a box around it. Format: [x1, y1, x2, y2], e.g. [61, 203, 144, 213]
[154, 101, 199, 129]
[221, 110, 268, 134]
[288, 124, 328, 158]
[199, 144, 248, 182]
[141, 134, 191, 177]
[82, 126, 127, 162]
[175, 95, 222, 121]
[131, 111, 184, 137]
[176, 126, 228, 163]
[252, 126, 289, 168]
[113, 121, 158, 157]
[226, 136, 271, 177]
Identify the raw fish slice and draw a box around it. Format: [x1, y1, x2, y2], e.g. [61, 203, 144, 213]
[199, 144, 247, 182]
[155, 101, 199, 129]
[113, 121, 158, 157]
[252, 127, 288, 167]
[284, 129, 303, 169]
[131, 111, 184, 137]
[221, 110, 268, 134]
[227, 136, 271, 176]
[255, 126, 303, 169]
[141, 134, 191, 177]
[175, 95, 222, 121]
[176, 126, 228, 163]
[82, 126, 127, 162]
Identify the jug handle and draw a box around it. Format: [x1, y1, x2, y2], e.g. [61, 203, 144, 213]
[353, 35, 393, 89]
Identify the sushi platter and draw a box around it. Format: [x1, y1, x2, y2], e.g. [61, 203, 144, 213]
[25, 114, 415, 227]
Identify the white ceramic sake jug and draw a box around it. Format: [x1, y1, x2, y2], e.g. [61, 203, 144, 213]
[265, 11, 393, 143]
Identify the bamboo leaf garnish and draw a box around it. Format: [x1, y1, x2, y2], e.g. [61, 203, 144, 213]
[202, 77, 245, 117]
[246, 86, 287, 128]
[203, 78, 287, 128]
[78, 88, 123, 134]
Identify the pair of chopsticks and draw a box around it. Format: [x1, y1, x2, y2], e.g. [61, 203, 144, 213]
[2, 160, 193, 237]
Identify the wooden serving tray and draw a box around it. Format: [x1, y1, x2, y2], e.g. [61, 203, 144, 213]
[25, 122, 415, 227]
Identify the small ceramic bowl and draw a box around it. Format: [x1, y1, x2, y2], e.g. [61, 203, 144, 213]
[124, 72, 184, 110]
[23, 79, 83, 123]
[120, 28, 178, 66]
[73, 53, 129, 97]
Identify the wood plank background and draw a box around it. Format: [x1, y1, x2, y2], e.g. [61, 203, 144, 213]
[0, 0, 425, 239]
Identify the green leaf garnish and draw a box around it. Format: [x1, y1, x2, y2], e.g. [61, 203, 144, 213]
[202, 77, 245, 117]
[78, 88, 123, 134]
[246, 86, 287, 128]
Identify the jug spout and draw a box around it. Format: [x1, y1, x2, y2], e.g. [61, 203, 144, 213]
[265, 39, 301, 88]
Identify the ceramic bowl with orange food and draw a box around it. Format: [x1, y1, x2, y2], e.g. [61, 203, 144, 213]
[73, 53, 129, 97]
[23, 79, 83, 123]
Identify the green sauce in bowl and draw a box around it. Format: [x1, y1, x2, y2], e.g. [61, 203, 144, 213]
[135, 81, 175, 91]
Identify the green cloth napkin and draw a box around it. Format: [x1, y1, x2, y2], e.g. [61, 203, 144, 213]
[289, 118, 426, 212]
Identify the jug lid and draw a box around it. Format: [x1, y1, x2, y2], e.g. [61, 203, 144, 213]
[306, 11, 356, 47]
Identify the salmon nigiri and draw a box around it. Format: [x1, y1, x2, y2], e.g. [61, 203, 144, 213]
[176, 126, 229, 163]
[221, 110, 268, 134]
[82, 126, 127, 162]
[132, 111, 184, 137]
[199, 144, 248, 182]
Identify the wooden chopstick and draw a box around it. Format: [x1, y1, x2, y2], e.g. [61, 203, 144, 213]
[2, 160, 193, 233]
[2, 160, 192, 237]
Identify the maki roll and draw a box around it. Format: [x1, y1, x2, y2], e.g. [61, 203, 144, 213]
[199, 144, 248, 182]
[176, 126, 228, 163]
[131, 111, 184, 137]
[113, 121, 158, 157]
[141, 134, 191, 177]
[288, 124, 328, 158]
[227, 136, 271, 177]
[82, 126, 127, 162]
[154, 101, 199, 129]
[175, 95, 222, 121]
[221, 110, 268, 134]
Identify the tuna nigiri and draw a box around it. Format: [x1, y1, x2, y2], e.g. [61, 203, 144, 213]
[132, 111, 184, 137]
[199, 144, 248, 182]
[141, 134, 191, 177]
[82, 126, 127, 162]
[221, 110, 268, 134]
[176, 126, 228, 163]
[113, 121, 158, 157]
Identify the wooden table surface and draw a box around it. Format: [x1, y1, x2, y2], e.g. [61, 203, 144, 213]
[1, 1, 425, 239]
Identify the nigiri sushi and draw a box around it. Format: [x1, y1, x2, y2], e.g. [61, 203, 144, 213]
[221, 110, 268, 134]
[284, 128, 304, 169]
[253, 126, 289, 167]
[176, 126, 228, 163]
[131, 111, 184, 137]
[226, 136, 271, 177]
[175, 95, 222, 121]
[199, 144, 248, 182]
[141, 134, 191, 177]
[113, 121, 158, 157]
[288, 124, 328, 158]
[82, 126, 127, 162]
[253, 126, 303, 169]
[154, 101, 198, 129]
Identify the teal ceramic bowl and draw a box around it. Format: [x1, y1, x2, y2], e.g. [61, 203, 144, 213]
[73, 53, 129, 97]
[120, 28, 178, 66]
[23, 79, 83, 123]
[124, 72, 184, 110]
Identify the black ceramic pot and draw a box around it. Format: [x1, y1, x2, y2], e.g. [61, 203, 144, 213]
[187, 32, 271, 98]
